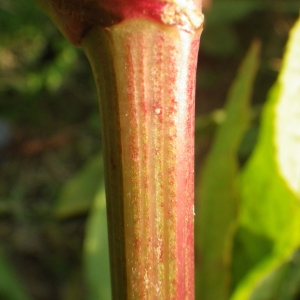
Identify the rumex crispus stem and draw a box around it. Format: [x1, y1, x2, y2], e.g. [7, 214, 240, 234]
[35, 0, 204, 297]
[82, 17, 202, 299]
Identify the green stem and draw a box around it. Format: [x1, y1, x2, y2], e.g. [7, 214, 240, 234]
[82, 18, 202, 299]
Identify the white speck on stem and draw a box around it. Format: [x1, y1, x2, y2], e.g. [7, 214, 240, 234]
[155, 108, 161, 114]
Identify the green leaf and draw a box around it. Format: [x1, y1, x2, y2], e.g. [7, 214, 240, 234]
[54, 153, 104, 219]
[195, 41, 261, 300]
[231, 17, 300, 300]
[83, 187, 111, 300]
[277, 250, 300, 299]
[54, 152, 111, 298]
[231, 227, 273, 291]
[0, 249, 30, 300]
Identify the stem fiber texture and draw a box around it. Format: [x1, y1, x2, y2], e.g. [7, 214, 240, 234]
[82, 18, 201, 299]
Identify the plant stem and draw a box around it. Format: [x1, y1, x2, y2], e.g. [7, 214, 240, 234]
[82, 17, 202, 299]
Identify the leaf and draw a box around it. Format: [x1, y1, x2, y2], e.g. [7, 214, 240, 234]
[231, 17, 300, 300]
[54, 151, 110, 297]
[0, 249, 30, 300]
[195, 41, 261, 300]
[54, 153, 104, 219]
[277, 249, 300, 299]
[83, 187, 111, 300]
[231, 227, 273, 292]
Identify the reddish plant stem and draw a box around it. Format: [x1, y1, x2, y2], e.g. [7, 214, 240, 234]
[82, 18, 202, 299]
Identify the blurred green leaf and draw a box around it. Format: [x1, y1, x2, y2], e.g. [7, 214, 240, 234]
[54, 153, 104, 219]
[231, 227, 274, 292]
[83, 187, 111, 300]
[237, 126, 259, 164]
[195, 40, 261, 300]
[55, 152, 111, 299]
[231, 17, 300, 300]
[0, 249, 30, 300]
[276, 250, 300, 299]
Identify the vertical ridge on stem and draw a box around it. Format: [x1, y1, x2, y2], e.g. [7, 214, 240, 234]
[153, 32, 166, 298]
[82, 27, 128, 299]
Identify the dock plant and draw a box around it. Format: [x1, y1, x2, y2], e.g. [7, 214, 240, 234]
[36, 0, 204, 298]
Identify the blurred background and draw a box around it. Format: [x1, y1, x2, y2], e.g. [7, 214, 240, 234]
[0, 0, 299, 299]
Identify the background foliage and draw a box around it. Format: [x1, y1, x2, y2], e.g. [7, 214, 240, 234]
[0, 0, 299, 299]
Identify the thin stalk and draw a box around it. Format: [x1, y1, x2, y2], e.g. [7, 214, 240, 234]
[82, 17, 202, 299]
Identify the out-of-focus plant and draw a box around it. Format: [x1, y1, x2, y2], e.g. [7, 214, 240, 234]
[196, 15, 300, 300]
[0, 249, 30, 300]
[36, 0, 204, 298]
[55, 16, 300, 299]
[1, 1, 300, 299]
[201, 0, 299, 56]
[195, 40, 261, 300]
[232, 15, 300, 300]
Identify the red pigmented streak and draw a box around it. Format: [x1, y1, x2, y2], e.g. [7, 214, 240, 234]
[97, 0, 203, 20]
[99, 0, 202, 14]
[100, 0, 165, 22]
